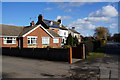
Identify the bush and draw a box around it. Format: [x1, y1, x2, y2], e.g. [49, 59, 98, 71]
[80, 40, 105, 55]
[63, 45, 71, 48]
[83, 41, 94, 55]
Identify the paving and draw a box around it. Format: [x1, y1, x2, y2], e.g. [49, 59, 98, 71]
[70, 42, 119, 80]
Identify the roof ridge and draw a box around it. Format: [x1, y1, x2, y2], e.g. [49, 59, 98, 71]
[1, 24, 23, 28]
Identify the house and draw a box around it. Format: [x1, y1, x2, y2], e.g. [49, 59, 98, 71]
[0, 24, 62, 48]
[37, 14, 68, 45]
[68, 27, 81, 42]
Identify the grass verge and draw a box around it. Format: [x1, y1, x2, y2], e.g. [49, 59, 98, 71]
[86, 52, 104, 60]
[86, 47, 105, 60]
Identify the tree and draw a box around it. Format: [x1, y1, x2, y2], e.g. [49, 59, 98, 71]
[66, 33, 73, 46]
[83, 36, 94, 41]
[94, 27, 109, 40]
[73, 36, 78, 46]
[112, 33, 120, 42]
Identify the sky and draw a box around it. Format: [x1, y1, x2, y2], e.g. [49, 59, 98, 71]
[2, 2, 119, 36]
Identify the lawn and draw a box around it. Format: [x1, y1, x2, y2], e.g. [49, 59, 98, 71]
[86, 47, 105, 60]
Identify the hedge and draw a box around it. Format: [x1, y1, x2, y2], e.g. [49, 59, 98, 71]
[80, 40, 105, 55]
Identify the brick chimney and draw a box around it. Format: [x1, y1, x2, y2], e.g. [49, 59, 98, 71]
[72, 27, 75, 30]
[57, 19, 62, 24]
[30, 21, 35, 26]
[38, 14, 43, 21]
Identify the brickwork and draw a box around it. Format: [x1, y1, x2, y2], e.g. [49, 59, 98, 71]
[1, 37, 18, 47]
[23, 26, 61, 48]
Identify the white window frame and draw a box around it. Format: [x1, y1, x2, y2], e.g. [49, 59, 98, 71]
[64, 32, 66, 36]
[42, 37, 50, 45]
[53, 38, 59, 43]
[27, 36, 37, 45]
[3, 37, 16, 44]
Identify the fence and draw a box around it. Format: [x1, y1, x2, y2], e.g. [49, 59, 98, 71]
[2, 44, 85, 63]
[2, 47, 69, 62]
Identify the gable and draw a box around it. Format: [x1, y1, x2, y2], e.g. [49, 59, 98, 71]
[22, 24, 54, 38]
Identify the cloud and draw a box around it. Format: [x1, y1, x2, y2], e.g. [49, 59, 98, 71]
[44, 8, 52, 10]
[68, 18, 96, 30]
[56, 16, 72, 20]
[68, 5, 118, 36]
[89, 5, 118, 17]
[57, 2, 85, 8]
[64, 9, 72, 12]
[109, 23, 117, 29]
[84, 17, 112, 23]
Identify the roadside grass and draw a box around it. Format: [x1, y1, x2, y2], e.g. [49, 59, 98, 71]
[86, 52, 104, 60]
[86, 47, 105, 60]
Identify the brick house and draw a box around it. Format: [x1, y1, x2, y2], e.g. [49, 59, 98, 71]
[38, 14, 68, 45]
[0, 24, 62, 48]
[37, 14, 81, 45]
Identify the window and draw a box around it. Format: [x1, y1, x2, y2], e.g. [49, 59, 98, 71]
[64, 32, 66, 35]
[62, 39, 64, 43]
[4, 37, 16, 44]
[27, 36, 37, 45]
[53, 38, 59, 43]
[52, 29, 54, 31]
[42, 37, 50, 44]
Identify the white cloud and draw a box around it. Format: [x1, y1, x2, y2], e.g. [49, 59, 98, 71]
[56, 16, 62, 20]
[56, 16, 72, 20]
[64, 9, 72, 12]
[109, 23, 117, 29]
[62, 16, 72, 20]
[44, 8, 52, 10]
[89, 5, 118, 17]
[68, 5, 118, 36]
[68, 18, 96, 30]
[84, 17, 111, 23]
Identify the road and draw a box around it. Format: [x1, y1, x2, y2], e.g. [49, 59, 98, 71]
[2, 42, 120, 79]
[2, 56, 71, 78]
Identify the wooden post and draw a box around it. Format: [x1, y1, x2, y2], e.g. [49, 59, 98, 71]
[83, 44, 85, 59]
[68, 47, 72, 64]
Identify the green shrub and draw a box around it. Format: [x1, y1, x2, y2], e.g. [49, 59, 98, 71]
[63, 45, 71, 48]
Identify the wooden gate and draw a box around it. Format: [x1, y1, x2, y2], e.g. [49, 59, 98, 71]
[72, 45, 84, 59]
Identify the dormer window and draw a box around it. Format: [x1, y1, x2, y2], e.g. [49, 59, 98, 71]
[50, 21, 53, 26]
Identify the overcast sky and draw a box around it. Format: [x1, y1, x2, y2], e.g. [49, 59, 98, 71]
[2, 2, 119, 36]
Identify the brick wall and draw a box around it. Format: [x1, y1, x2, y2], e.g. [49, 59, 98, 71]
[1, 37, 18, 47]
[23, 26, 61, 48]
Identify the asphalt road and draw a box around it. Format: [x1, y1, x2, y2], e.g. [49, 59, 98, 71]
[2, 41, 120, 80]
